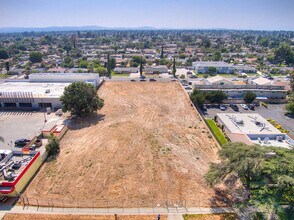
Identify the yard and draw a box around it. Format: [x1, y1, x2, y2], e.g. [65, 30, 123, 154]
[24, 82, 221, 208]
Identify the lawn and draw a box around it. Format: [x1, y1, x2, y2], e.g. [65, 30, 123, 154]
[111, 72, 130, 77]
[0, 74, 9, 78]
[205, 119, 228, 145]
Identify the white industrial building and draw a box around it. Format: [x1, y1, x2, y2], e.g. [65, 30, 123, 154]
[192, 61, 257, 74]
[0, 73, 100, 111]
[217, 113, 294, 149]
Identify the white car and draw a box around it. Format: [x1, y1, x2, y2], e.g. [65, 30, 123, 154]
[240, 104, 249, 110]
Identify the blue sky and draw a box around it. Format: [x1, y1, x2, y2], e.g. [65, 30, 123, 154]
[0, 0, 293, 30]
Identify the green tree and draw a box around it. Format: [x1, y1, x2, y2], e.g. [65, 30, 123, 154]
[208, 66, 217, 75]
[106, 53, 111, 76]
[205, 142, 264, 201]
[274, 43, 294, 65]
[190, 89, 206, 108]
[212, 51, 222, 61]
[206, 143, 294, 218]
[79, 60, 88, 68]
[95, 66, 107, 76]
[206, 90, 227, 104]
[289, 70, 294, 91]
[110, 58, 116, 70]
[140, 56, 143, 76]
[0, 49, 9, 59]
[5, 62, 9, 72]
[29, 52, 43, 63]
[172, 56, 176, 77]
[160, 45, 164, 59]
[243, 91, 257, 104]
[285, 102, 294, 115]
[60, 82, 104, 117]
[62, 56, 74, 68]
[45, 135, 60, 156]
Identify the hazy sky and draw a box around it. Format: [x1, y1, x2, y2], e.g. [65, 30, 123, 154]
[0, 0, 294, 30]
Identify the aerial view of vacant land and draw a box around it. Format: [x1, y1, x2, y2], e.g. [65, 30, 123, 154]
[24, 82, 220, 207]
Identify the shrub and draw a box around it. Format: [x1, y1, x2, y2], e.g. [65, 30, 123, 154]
[261, 102, 268, 108]
[46, 135, 60, 156]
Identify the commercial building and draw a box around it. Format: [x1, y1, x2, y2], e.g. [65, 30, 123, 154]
[113, 67, 138, 74]
[192, 61, 257, 74]
[144, 65, 169, 74]
[0, 73, 100, 111]
[191, 76, 287, 102]
[217, 113, 294, 149]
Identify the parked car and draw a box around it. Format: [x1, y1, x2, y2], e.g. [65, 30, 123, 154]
[248, 104, 255, 110]
[149, 78, 156, 82]
[130, 79, 136, 82]
[14, 139, 30, 147]
[230, 103, 239, 111]
[55, 109, 63, 116]
[185, 87, 192, 90]
[240, 104, 249, 110]
[34, 139, 42, 147]
[140, 79, 146, 82]
[202, 106, 207, 112]
[219, 105, 227, 111]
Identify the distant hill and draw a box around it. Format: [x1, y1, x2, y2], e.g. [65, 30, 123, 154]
[0, 26, 157, 33]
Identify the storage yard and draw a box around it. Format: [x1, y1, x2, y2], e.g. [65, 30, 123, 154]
[24, 82, 220, 207]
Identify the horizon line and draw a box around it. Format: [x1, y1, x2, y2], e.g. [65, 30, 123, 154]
[0, 25, 294, 33]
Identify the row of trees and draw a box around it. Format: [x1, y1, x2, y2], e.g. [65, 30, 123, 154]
[190, 89, 228, 107]
[190, 89, 256, 107]
[285, 71, 294, 115]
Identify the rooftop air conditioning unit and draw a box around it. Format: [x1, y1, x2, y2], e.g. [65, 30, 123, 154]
[45, 89, 50, 93]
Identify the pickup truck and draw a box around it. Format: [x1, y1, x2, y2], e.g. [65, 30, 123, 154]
[14, 139, 30, 147]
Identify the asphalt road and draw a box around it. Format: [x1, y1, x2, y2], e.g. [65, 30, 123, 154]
[203, 104, 294, 135]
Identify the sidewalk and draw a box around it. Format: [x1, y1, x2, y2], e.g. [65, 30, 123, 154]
[1, 205, 234, 216]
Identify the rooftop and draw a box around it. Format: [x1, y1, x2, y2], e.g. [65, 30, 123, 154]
[0, 82, 70, 98]
[217, 113, 281, 135]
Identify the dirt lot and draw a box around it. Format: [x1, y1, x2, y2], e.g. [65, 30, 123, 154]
[3, 214, 167, 220]
[24, 82, 220, 207]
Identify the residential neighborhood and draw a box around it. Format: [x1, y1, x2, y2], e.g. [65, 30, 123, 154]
[0, 0, 294, 220]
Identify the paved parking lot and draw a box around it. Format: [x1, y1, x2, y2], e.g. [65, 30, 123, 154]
[0, 111, 66, 150]
[203, 104, 294, 135]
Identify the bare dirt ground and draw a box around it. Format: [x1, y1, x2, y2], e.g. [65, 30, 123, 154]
[24, 82, 220, 207]
[3, 214, 167, 220]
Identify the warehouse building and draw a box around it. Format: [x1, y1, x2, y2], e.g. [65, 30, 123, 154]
[0, 73, 100, 111]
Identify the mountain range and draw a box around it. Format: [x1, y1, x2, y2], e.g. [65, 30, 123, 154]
[0, 26, 157, 33]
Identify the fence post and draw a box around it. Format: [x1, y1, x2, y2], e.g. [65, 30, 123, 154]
[22, 197, 25, 210]
[26, 197, 30, 210]
[107, 199, 109, 213]
[51, 198, 54, 211]
[92, 199, 94, 213]
[36, 198, 39, 211]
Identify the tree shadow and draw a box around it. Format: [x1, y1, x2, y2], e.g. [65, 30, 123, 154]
[67, 113, 105, 130]
[208, 176, 245, 208]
